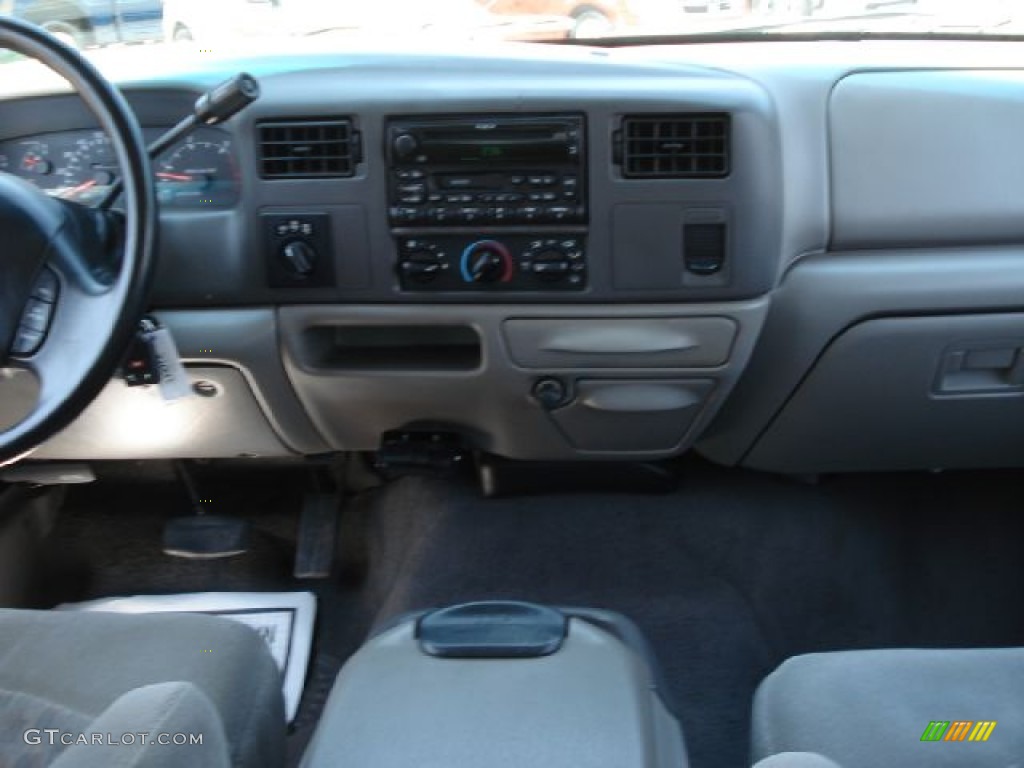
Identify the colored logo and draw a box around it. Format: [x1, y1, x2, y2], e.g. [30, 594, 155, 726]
[921, 721, 997, 742]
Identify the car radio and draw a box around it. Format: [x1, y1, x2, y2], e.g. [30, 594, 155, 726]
[386, 114, 587, 292]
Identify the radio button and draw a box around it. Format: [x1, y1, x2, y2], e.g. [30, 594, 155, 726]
[399, 190, 426, 204]
[395, 169, 425, 181]
[390, 206, 426, 224]
[441, 176, 476, 190]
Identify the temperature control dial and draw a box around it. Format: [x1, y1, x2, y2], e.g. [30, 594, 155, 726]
[521, 238, 586, 288]
[460, 240, 513, 284]
[398, 239, 448, 284]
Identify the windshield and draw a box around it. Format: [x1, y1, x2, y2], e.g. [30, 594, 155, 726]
[0, 0, 1021, 79]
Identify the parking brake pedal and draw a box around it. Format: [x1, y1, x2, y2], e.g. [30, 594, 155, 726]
[162, 461, 250, 559]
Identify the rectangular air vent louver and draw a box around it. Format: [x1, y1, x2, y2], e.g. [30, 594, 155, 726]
[258, 119, 359, 179]
[618, 114, 729, 179]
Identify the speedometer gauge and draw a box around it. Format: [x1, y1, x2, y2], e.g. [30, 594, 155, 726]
[157, 134, 238, 207]
[56, 130, 117, 203]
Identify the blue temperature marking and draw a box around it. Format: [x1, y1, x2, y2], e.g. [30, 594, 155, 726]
[460, 240, 505, 283]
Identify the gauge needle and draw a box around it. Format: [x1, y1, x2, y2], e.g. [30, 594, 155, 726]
[60, 179, 97, 198]
[157, 172, 194, 182]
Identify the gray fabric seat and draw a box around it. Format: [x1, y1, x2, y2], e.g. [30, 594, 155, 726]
[0, 608, 285, 768]
[751, 648, 1024, 768]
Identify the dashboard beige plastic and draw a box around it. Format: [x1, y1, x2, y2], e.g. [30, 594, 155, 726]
[743, 314, 1024, 473]
[30, 366, 292, 460]
[502, 317, 737, 369]
[699, 248, 1024, 472]
[279, 302, 767, 459]
[830, 70, 1024, 250]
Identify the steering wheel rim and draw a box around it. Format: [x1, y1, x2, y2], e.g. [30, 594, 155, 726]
[0, 17, 157, 465]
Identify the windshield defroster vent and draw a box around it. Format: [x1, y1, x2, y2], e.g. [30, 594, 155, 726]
[258, 119, 360, 179]
[616, 114, 730, 179]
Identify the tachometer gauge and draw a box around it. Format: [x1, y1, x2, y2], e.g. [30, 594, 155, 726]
[157, 134, 238, 207]
[18, 141, 54, 180]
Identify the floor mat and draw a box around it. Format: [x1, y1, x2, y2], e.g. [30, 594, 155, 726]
[350, 463, 1024, 768]
[42, 458, 1024, 768]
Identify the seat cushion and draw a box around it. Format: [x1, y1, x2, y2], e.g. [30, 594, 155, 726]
[49, 682, 231, 768]
[0, 609, 284, 768]
[0, 688, 91, 765]
[751, 648, 1024, 768]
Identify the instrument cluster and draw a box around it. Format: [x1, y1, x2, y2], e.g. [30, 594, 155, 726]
[0, 126, 239, 208]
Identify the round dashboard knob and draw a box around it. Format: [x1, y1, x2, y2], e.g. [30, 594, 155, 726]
[280, 240, 316, 276]
[402, 250, 442, 284]
[393, 133, 419, 159]
[461, 241, 512, 284]
[530, 249, 572, 281]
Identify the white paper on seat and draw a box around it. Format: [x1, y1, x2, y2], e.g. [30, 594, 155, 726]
[58, 591, 316, 722]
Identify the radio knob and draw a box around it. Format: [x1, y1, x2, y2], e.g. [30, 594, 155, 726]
[461, 240, 512, 284]
[393, 133, 419, 159]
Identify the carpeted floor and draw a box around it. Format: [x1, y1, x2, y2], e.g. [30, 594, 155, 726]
[41, 458, 1024, 768]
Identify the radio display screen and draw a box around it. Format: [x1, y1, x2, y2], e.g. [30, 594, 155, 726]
[429, 139, 572, 165]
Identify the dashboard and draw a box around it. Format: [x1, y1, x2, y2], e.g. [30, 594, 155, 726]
[0, 125, 238, 207]
[3, 40, 1024, 472]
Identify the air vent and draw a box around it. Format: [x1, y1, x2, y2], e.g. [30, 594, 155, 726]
[618, 114, 729, 179]
[258, 119, 359, 179]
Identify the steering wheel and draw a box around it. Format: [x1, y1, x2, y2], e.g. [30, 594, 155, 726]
[0, 17, 157, 466]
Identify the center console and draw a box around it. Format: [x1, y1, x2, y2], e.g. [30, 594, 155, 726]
[386, 114, 588, 292]
[300, 602, 688, 768]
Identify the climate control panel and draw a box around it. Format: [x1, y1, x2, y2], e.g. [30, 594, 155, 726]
[397, 235, 586, 292]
